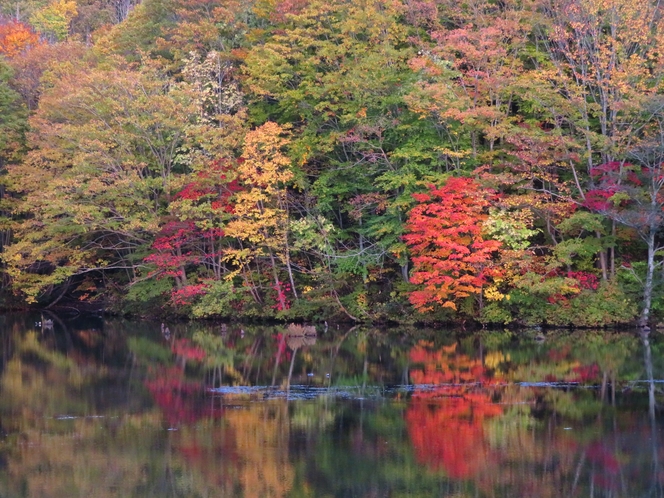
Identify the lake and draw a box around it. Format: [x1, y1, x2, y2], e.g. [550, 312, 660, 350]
[0, 313, 662, 497]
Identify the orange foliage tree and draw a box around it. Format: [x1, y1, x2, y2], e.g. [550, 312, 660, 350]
[404, 177, 501, 311]
[0, 21, 40, 58]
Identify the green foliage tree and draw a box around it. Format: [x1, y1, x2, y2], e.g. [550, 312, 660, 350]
[244, 0, 448, 318]
[0, 60, 27, 276]
[29, 0, 77, 41]
[0, 60, 27, 162]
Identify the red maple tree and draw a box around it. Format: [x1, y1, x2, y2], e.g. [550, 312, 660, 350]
[405, 177, 502, 311]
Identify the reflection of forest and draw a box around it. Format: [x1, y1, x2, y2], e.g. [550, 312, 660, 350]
[0, 316, 297, 496]
[405, 338, 664, 497]
[0, 316, 662, 496]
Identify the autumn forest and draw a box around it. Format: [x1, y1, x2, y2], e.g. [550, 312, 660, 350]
[0, 0, 661, 326]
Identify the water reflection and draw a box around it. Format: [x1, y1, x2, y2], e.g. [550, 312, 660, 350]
[0, 315, 662, 496]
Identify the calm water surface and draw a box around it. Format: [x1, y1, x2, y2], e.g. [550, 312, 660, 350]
[0, 314, 662, 497]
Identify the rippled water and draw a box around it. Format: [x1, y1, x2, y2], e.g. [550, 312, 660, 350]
[0, 314, 662, 497]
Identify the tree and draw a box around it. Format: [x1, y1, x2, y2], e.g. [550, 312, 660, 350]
[142, 159, 243, 307]
[244, 0, 445, 290]
[224, 122, 295, 311]
[5, 40, 87, 111]
[30, 0, 77, 41]
[585, 103, 664, 326]
[2, 57, 216, 303]
[69, 0, 115, 41]
[0, 20, 39, 58]
[533, 0, 664, 278]
[0, 59, 26, 161]
[406, 0, 535, 165]
[404, 177, 501, 312]
[0, 60, 27, 273]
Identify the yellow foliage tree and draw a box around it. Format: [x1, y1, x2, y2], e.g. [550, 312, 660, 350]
[224, 122, 296, 310]
[30, 0, 78, 42]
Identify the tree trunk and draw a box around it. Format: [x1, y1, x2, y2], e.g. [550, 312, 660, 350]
[268, 248, 287, 311]
[283, 232, 298, 300]
[610, 221, 616, 279]
[597, 232, 608, 281]
[640, 229, 656, 327]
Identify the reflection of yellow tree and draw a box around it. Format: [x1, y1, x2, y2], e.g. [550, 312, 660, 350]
[2, 415, 165, 498]
[222, 401, 294, 498]
[0, 332, 83, 421]
[150, 399, 296, 495]
[0, 329, 292, 497]
[0, 331, 177, 497]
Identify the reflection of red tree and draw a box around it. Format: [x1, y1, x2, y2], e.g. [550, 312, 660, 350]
[406, 341, 502, 479]
[273, 333, 291, 364]
[545, 345, 601, 384]
[409, 342, 491, 385]
[172, 339, 206, 362]
[547, 345, 571, 363]
[586, 442, 620, 491]
[144, 366, 223, 426]
[407, 393, 502, 478]
[571, 363, 600, 383]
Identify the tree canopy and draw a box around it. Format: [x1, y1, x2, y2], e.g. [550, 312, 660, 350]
[0, 0, 662, 326]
